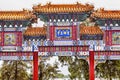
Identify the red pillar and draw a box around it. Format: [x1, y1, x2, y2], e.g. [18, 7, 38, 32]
[33, 52, 38, 80]
[89, 51, 94, 80]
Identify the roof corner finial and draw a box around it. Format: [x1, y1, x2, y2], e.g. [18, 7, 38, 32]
[33, 4, 39, 9]
[76, 1, 81, 5]
[23, 8, 30, 13]
[100, 8, 104, 11]
[23, 8, 27, 12]
[23, 8, 26, 11]
[85, 3, 90, 6]
[38, 3, 41, 7]
[47, 2, 51, 5]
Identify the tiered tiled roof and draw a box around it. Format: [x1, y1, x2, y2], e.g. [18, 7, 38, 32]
[91, 8, 120, 19]
[24, 27, 46, 36]
[0, 9, 33, 20]
[80, 26, 103, 35]
[33, 2, 94, 13]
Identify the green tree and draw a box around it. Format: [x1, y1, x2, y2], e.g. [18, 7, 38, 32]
[39, 60, 59, 80]
[55, 73, 64, 78]
[58, 56, 73, 66]
[68, 57, 89, 80]
[95, 60, 120, 80]
[58, 56, 89, 80]
[0, 61, 29, 80]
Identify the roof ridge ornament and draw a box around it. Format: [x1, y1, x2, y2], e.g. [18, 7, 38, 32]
[38, 4, 41, 7]
[76, 2, 81, 5]
[99, 8, 104, 12]
[47, 2, 51, 6]
[33, 2, 94, 13]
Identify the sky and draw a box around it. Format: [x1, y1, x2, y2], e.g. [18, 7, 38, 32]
[0, 0, 120, 10]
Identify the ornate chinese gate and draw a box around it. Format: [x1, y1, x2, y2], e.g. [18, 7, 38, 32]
[36, 46, 95, 80]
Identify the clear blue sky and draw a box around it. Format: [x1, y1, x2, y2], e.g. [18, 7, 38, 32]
[0, 0, 120, 10]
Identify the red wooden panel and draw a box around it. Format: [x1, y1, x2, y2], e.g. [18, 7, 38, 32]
[39, 47, 44, 52]
[50, 26, 52, 40]
[2, 53, 5, 56]
[72, 26, 74, 40]
[55, 47, 60, 51]
[16, 32, 19, 46]
[109, 31, 112, 45]
[50, 46, 55, 52]
[38, 46, 89, 52]
[67, 47, 72, 51]
[0, 32, 2, 46]
[0, 53, 1, 56]
[51, 26, 54, 41]
[1, 32, 4, 46]
[12, 53, 16, 56]
[116, 52, 120, 55]
[60, 46, 65, 51]
[74, 46, 77, 52]
[44, 47, 48, 52]
[105, 30, 109, 45]
[78, 46, 80, 51]
[53, 26, 55, 40]
[73, 26, 77, 40]
[19, 32, 22, 46]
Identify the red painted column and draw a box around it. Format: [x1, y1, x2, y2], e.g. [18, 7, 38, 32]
[89, 51, 94, 80]
[33, 52, 38, 80]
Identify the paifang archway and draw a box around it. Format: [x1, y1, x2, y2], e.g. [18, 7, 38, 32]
[33, 47, 120, 80]
[35, 46, 94, 80]
[91, 51, 120, 80]
[0, 51, 35, 79]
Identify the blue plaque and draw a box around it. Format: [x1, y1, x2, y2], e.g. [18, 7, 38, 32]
[56, 29, 70, 37]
